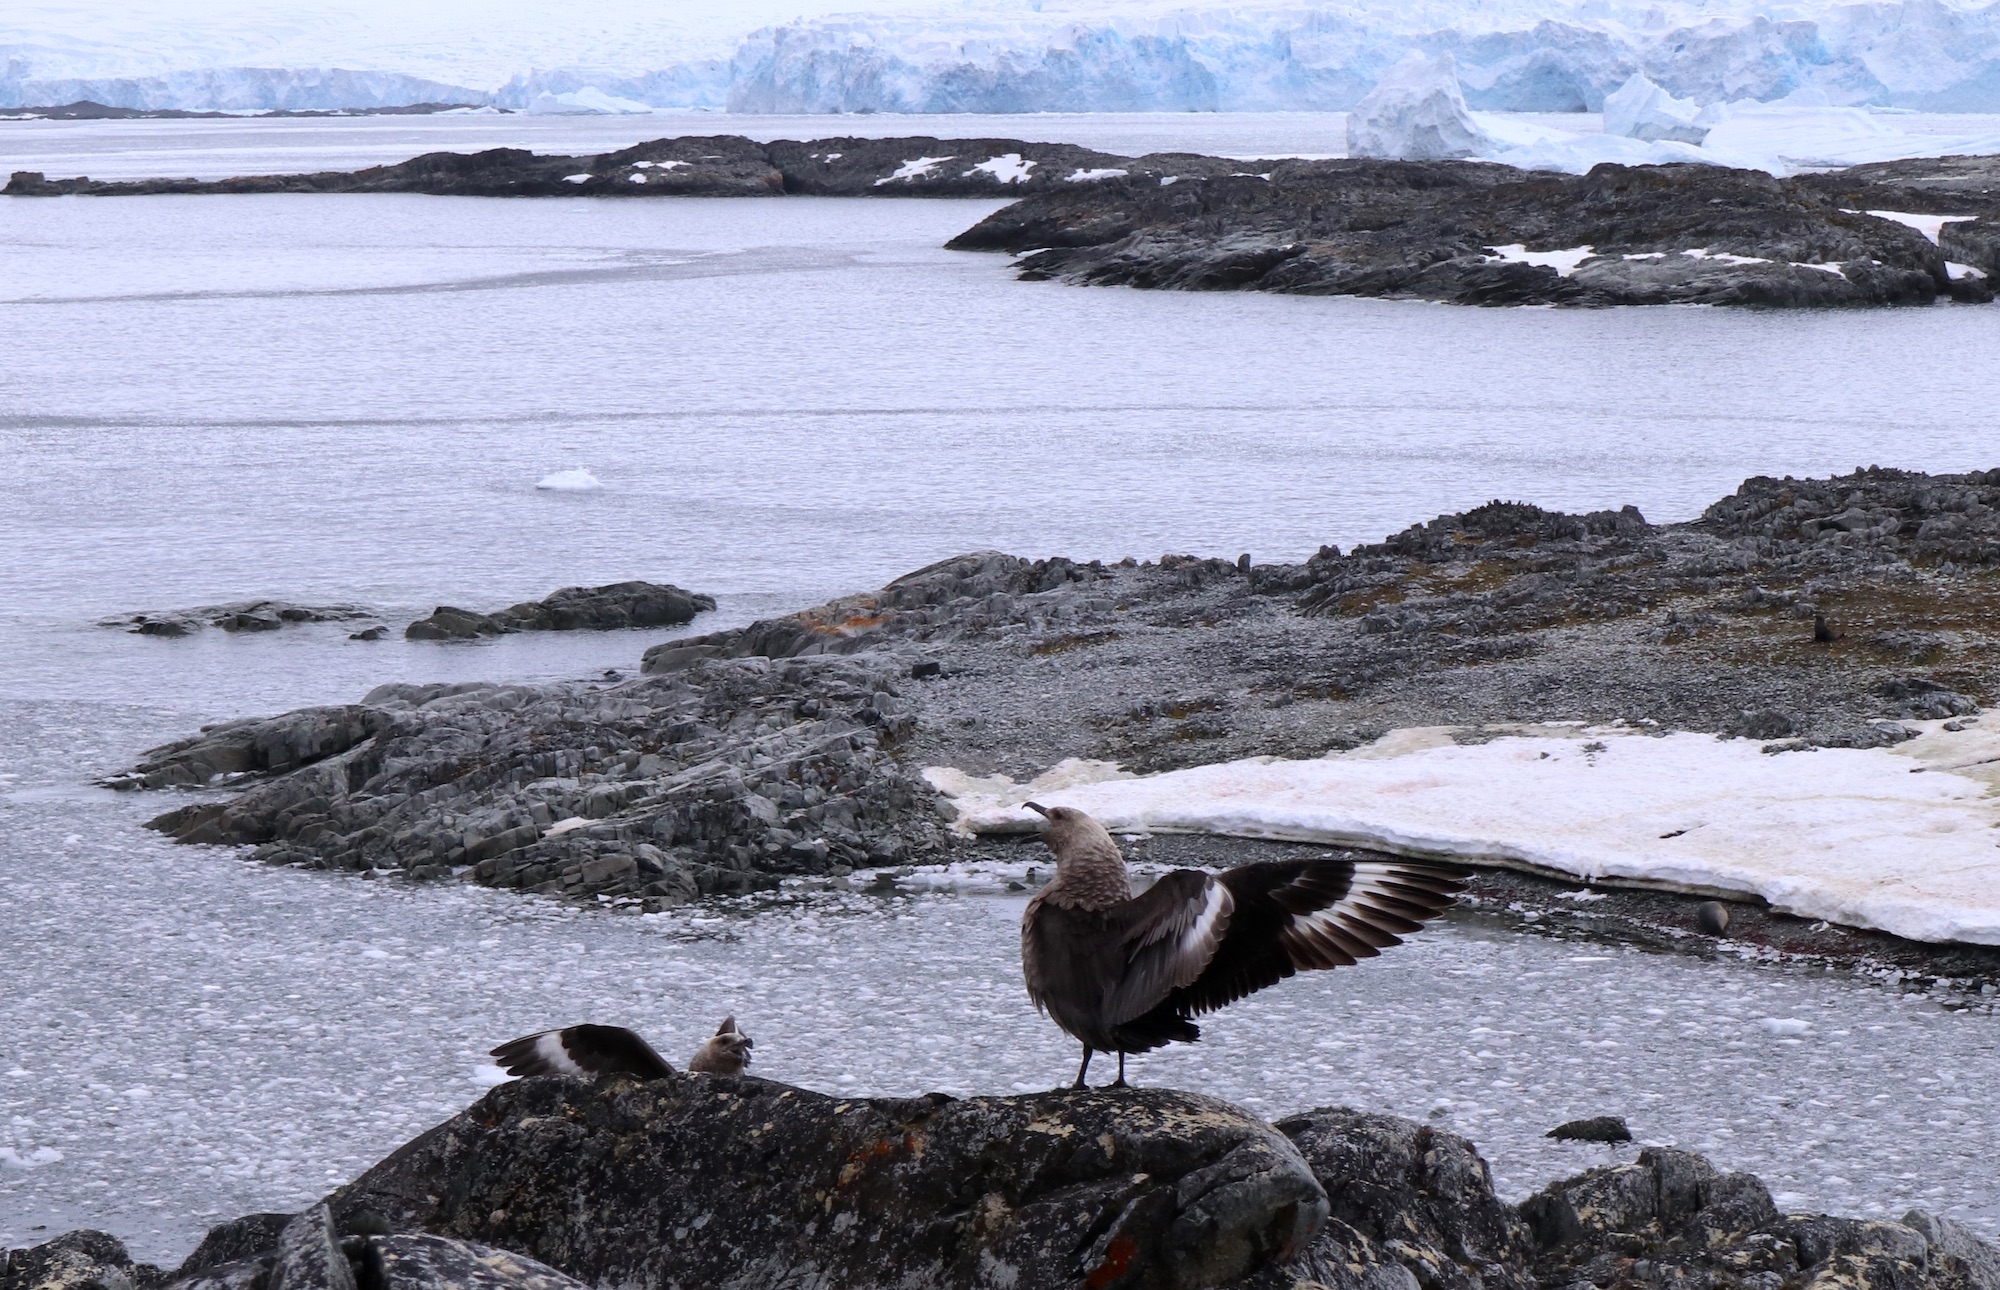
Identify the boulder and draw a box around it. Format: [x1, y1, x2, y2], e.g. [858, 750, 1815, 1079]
[407, 582, 715, 640]
[100, 602, 376, 637]
[0, 1230, 158, 1290]
[327, 1073, 1328, 1290]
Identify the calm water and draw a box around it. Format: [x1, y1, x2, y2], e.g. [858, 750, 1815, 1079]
[2, 156, 1998, 1260]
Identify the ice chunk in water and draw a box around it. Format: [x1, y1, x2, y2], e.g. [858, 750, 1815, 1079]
[536, 468, 603, 492]
[1603, 73, 1708, 145]
[1346, 52, 1492, 161]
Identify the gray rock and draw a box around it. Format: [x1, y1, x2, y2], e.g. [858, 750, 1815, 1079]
[0, 1231, 157, 1290]
[1903, 1210, 2000, 1290]
[267, 1207, 353, 1290]
[174, 1215, 291, 1280]
[327, 1074, 1327, 1290]
[101, 602, 375, 637]
[407, 583, 715, 640]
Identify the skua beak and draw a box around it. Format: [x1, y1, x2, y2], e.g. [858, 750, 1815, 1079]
[1023, 801, 1051, 818]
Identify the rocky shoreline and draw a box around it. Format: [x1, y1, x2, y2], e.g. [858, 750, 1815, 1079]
[8, 133, 1998, 307]
[98, 467, 2000, 981]
[949, 153, 2000, 306]
[7, 1075, 1997, 1290]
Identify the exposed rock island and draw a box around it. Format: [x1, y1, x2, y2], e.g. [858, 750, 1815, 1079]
[949, 153, 2000, 306]
[7, 1076, 1997, 1290]
[101, 467, 2000, 979]
[9, 135, 1997, 307]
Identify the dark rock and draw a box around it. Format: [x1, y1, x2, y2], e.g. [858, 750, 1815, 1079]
[407, 583, 714, 640]
[361, 1236, 585, 1290]
[1735, 709, 1797, 740]
[402, 607, 504, 641]
[267, 1208, 352, 1290]
[911, 660, 943, 679]
[348, 627, 387, 642]
[115, 657, 949, 903]
[1270, 1108, 1532, 1290]
[493, 582, 714, 632]
[0, 1230, 159, 1290]
[1876, 677, 1980, 720]
[176, 1216, 292, 1279]
[101, 602, 375, 637]
[1696, 901, 1732, 936]
[1544, 1116, 1633, 1144]
[105, 705, 393, 790]
[950, 157, 1993, 308]
[328, 1074, 1326, 1290]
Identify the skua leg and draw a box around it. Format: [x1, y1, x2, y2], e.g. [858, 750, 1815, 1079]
[1112, 1052, 1128, 1088]
[1073, 1045, 1094, 1088]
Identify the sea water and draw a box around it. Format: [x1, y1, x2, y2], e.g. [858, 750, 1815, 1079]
[1, 151, 1997, 1260]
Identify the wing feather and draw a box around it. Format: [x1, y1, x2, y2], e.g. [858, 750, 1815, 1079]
[1161, 858, 1467, 1017]
[1102, 871, 1234, 1026]
[490, 1024, 673, 1080]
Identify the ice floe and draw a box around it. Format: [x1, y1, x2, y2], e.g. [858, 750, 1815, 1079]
[927, 720, 2000, 947]
[525, 88, 653, 116]
[534, 468, 602, 492]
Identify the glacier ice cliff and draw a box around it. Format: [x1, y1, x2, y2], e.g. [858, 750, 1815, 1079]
[6, 1, 2000, 115]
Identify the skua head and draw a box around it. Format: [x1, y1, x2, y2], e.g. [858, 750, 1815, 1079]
[689, 1015, 754, 1075]
[1024, 802, 1121, 865]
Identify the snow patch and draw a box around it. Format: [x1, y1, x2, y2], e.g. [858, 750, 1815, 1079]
[1793, 262, 1848, 277]
[628, 173, 646, 184]
[1483, 244, 1597, 277]
[1065, 167, 1129, 182]
[1347, 52, 1492, 161]
[965, 153, 1035, 184]
[561, 174, 592, 184]
[872, 156, 954, 186]
[1862, 211, 1981, 245]
[1947, 262, 1988, 281]
[534, 468, 601, 492]
[1684, 248, 1771, 266]
[927, 722, 2000, 947]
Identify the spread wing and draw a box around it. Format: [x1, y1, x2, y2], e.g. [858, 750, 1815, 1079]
[1162, 858, 1466, 1017]
[489, 1024, 674, 1080]
[1102, 870, 1235, 1025]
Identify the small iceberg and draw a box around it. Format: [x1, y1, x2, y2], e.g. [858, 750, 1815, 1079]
[1602, 72, 1707, 145]
[526, 88, 653, 116]
[536, 467, 603, 492]
[1346, 52, 1492, 161]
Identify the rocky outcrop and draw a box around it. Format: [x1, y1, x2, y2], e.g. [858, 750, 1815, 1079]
[405, 582, 714, 641]
[3, 135, 1221, 200]
[329, 1075, 1327, 1290]
[948, 156, 2000, 307]
[0, 1206, 585, 1290]
[99, 601, 377, 637]
[14, 1092, 1998, 1290]
[641, 551, 1119, 672]
[117, 657, 950, 903]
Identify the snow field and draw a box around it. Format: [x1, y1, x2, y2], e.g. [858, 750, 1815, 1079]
[930, 720, 2000, 947]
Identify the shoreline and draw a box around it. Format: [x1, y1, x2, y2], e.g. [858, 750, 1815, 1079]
[100, 465, 2000, 977]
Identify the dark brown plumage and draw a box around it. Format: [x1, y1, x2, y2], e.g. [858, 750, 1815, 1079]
[1813, 613, 1842, 644]
[1018, 803, 1467, 1088]
[490, 1023, 675, 1080]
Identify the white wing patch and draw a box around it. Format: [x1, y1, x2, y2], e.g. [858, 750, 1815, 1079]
[538, 1030, 589, 1076]
[1176, 880, 1233, 983]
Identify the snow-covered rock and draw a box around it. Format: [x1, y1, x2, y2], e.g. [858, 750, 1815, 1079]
[1602, 71, 1708, 143]
[1346, 52, 1492, 161]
